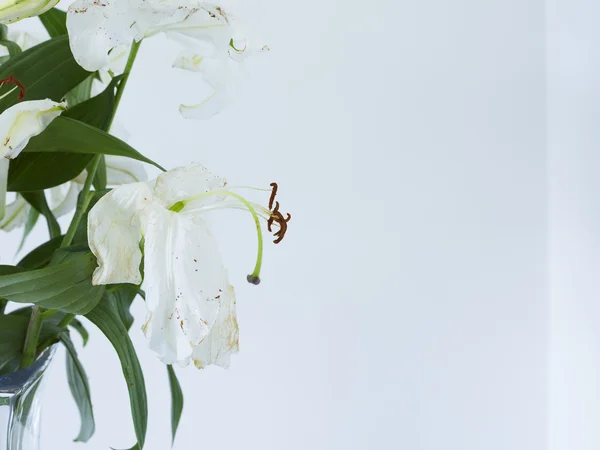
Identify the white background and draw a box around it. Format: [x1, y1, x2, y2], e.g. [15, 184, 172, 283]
[548, 1, 600, 449]
[0, 0, 563, 448]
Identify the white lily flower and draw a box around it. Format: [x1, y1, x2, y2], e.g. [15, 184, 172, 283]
[0, 0, 58, 24]
[87, 163, 290, 368]
[1, 155, 147, 231]
[67, 0, 266, 118]
[0, 99, 64, 221]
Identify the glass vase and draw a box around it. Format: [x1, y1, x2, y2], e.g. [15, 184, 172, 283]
[0, 347, 55, 450]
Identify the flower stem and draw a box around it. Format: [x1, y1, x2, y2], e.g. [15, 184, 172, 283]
[60, 167, 99, 248]
[107, 39, 141, 131]
[60, 40, 142, 250]
[20, 306, 43, 369]
[19, 41, 145, 366]
[178, 190, 265, 283]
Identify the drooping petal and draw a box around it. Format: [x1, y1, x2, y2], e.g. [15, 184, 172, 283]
[105, 155, 147, 185]
[0, 99, 64, 159]
[66, 0, 193, 71]
[0, 157, 8, 221]
[0, 194, 29, 231]
[191, 284, 239, 369]
[87, 182, 153, 285]
[0, 0, 58, 24]
[47, 181, 81, 218]
[152, 163, 227, 210]
[174, 51, 231, 119]
[67, 0, 144, 71]
[151, 3, 231, 50]
[141, 205, 230, 365]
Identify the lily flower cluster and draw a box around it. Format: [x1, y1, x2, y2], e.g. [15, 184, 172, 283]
[0, 0, 286, 445]
[0, 0, 285, 368]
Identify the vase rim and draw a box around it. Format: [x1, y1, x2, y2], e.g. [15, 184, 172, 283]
[0, 346, 56, 395]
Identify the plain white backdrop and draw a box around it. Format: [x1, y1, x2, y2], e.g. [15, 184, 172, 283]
[4, 0, 590, 449]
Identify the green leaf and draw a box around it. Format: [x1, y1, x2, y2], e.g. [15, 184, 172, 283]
[17, 207, 40, 253]
[38, 8, 67, 38]
[69, 319, 89, 346]
[24, 117, 164, 171]
[0, 314, 62, 374]
[86, 292, 148, 449]
[167, 365, 184, 445]
[61, 333, 95, 442]
[93, 155, 107, 190]
[0, 39, 21, 57]
[109, 284, 143, 331]
[20, 191, 60, 239]
[66, 75, 95, 108]
[0, 35, 90, 114]
[0, 250, 104, 314]
[8, 153, 93, 192]
[17, 236, 62, 269]
[8, 77, 123, 192]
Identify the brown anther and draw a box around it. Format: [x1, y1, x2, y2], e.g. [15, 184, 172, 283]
[0, 74, 25, 102]
[267, 200, 291, 244]
[269, 182, 278, 210]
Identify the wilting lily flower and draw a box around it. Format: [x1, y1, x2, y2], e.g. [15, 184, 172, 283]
[87, 163, 290, 368]
[0, 99, 64, 220]
[0, 0, 58, 24]
[1, 156, 147, 231]
[67, 0, 266, 118]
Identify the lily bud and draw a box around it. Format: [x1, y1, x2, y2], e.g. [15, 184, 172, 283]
[0, 0, 59, 25]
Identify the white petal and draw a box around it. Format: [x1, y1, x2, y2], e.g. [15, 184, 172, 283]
[0, 194, 30, 231]
[191, 284, 239, 369]
[105, 155, 147, 184]
[179, 88, 229, 120]
[0, 99, 64, 159]
[153, 4, 231, 51]
[141, 206, 229, 365]
[67, 0, 144, 71]
[152, 163, 227, 210]
[47, 181, 81, 218]
[0, 0, 59, 24]
[87, 182, 153, 285]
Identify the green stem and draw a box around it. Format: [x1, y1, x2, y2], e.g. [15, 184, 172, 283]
[60, 170, 98, 248]
[58, 313, 75, 328]
[19, 41, 144, 366]
[107, 39, 141, 131]
[20, 306, 43, 369]
[60, 40, 142, 249]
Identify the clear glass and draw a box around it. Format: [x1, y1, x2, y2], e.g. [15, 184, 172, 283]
[0, 347, 55, 450]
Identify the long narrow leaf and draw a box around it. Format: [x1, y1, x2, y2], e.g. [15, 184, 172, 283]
[61, 333, 95, 442]
[38, 8, 67, 38]
[17, 207, 40, 252]
[24, 117, 164, 171]
[0, 251, 104, 314]
[0, 36, 90, 113]
[167, 365, 184, 445]
[86, 292, 148, 449]
[20, 191, 60, 239]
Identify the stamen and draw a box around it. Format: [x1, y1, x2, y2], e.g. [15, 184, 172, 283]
[176, 190, 264, 285]
[268, 201, 291, 244]
[0, 74, 25, 102]
[269, 182, 278, 210]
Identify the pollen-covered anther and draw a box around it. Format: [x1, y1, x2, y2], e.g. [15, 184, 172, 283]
[266, 184, 291, 244]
